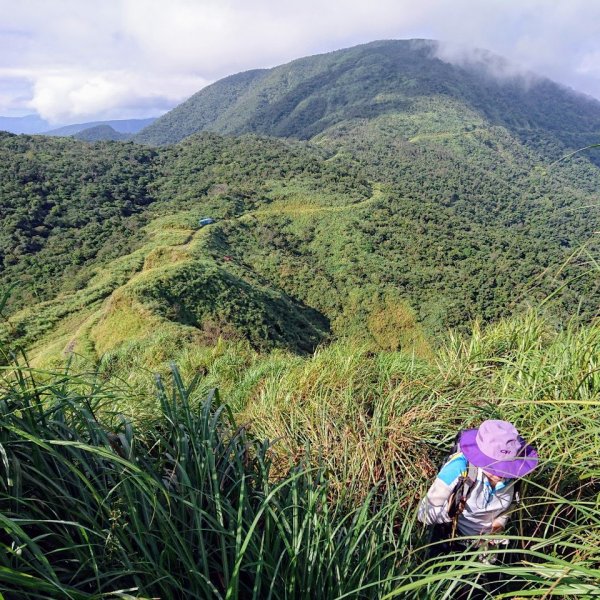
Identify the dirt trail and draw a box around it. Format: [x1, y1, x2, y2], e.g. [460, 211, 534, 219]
[244, 184, 384, 219]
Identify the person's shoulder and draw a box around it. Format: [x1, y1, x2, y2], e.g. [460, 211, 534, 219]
[437, 452, 468, 486]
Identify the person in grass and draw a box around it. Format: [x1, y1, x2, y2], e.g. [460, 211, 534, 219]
[418, 419, 538, 553]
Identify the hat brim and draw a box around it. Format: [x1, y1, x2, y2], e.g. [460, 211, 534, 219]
[459, 429, 539, 478]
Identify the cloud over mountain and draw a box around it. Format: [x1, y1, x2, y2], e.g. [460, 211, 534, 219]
[1, 0, 600, 122]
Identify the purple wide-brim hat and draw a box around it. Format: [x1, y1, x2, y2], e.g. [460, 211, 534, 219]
[460, 420, 539, 478]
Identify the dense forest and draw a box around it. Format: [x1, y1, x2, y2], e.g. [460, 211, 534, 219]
[0, 124, 599, 362]
[1, 39, 600, 364]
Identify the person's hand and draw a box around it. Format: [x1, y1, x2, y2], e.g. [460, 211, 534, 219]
[480, 536, 508, 548]
[490, 519, 505, 534]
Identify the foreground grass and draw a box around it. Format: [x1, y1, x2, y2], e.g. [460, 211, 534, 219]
[0, 312, 599, 598]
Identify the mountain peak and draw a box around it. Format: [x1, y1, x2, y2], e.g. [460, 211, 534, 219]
[134, 39, 600, 149]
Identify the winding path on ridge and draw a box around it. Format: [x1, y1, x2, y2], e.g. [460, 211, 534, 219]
[239, 183, 384, 220]
[17, 181, 387, 362]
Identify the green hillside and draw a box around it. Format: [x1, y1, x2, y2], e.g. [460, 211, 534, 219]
[1, 123, 599, 366]
[1, 311, 599, 598]
[2, 39, 600, 366]
[73, 124, 130, 142]
[135, 39, 600, 161]
[135, 68, 267, 145]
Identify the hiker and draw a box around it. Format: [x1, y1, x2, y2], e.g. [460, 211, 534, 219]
[418, 419, 538, 555]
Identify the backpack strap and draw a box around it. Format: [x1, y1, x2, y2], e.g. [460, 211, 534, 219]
[448, 462, 478, 537]
[512, 478, 522, 506]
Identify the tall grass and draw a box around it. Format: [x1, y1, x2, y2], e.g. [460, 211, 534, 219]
[1, 311, 599, 598]
[0, 354, 407, 599]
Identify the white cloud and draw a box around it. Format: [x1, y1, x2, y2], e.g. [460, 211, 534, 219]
[27, 68, 208, 123]
[1, 0, 600, 122]
[577, 52, 600, 78]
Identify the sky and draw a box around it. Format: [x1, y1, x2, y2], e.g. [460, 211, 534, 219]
[1, 0, 600, 124]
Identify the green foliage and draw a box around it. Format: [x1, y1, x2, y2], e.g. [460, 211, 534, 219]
[0, 359, 404, 599]
[132, 259, 329, 352]
[2, 39, 600, 597]
[2, 120, 600, 361]
[3, 40, 600, 359]
[0, 132, 155, 313]
[1, 314, 599, 598]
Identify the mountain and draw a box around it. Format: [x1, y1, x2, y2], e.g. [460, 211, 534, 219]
[0, 114, 52, 134]
[46, 117, 157, 137]
[2, 40, 600, 367]
[73, 124, 130, 142]
[134, 70, 266, 146]
[0, 115, 158, 137]
[135, 39, 600, 159]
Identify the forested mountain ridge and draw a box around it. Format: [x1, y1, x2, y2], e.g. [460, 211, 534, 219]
[2, 40, 600, 366]
[134, 69, 267, 146]
[135, 39, 600, 161]
[0, 116, 157, 136]
[1, 116, 599, 366]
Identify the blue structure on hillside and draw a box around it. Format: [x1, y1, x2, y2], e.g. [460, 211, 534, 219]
[198, 217, 216, 227]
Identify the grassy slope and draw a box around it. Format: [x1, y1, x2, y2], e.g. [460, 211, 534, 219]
[1, 311, 598, 598]
[90, 310, 600, 504]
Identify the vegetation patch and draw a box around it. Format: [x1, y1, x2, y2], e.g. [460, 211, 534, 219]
[0, 313, 598, 598]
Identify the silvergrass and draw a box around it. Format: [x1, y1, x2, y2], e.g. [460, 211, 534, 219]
[1, 312, 600, 598]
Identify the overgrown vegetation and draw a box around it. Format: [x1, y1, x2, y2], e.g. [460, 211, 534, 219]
[2, 118, 600, 362]
[2, 37, 599, 599]
[1, 312, 599, 598]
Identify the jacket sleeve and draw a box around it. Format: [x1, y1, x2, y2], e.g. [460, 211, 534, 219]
[492, 512, 509, 530]
[418, 453, 467, 526]
[417, 477, 453, 525]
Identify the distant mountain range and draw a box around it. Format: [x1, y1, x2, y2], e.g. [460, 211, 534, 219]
[46, 118, 157, 137]
[0, 115, 157, 136]
[0, 114, 53, 134]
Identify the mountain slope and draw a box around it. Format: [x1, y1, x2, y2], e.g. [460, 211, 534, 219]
[0, 114, 52, 134]
[3, 41, 600, 365]
[1, 124, 599, 366]
[135, 39, 600, 159]
[73, 124, 130, 142]
[134, 70, 266, 145]
[46, 117, 157, 137]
